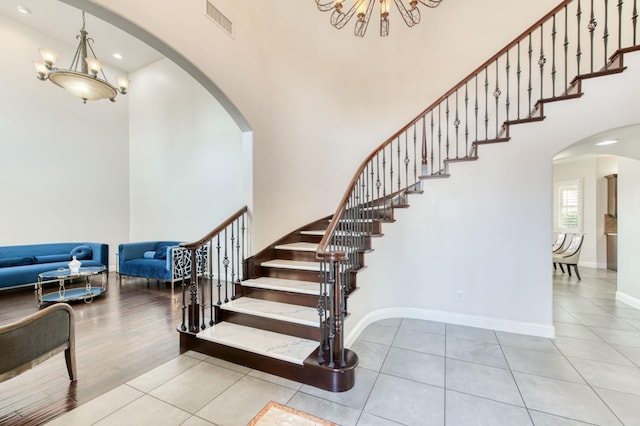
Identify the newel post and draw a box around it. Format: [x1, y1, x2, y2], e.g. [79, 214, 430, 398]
[188, 247, 199, 333]
[318, 251, 347, 368]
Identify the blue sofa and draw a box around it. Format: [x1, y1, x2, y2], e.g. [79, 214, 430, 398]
[0, 242, 109, 290]
[118, 241, 183, 287]
[118, 241, 209, 289]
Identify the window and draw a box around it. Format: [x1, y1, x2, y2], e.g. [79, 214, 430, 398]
[554, 179, 583, 232]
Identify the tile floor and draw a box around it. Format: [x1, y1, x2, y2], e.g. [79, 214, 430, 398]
[47, 267, 640, 425]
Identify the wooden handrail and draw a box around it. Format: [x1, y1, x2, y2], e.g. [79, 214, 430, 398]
[181, 206, 248, 249]
[317, 0, 573, 257]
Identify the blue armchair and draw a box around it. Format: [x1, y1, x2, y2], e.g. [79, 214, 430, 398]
[117, 241, 208, 289]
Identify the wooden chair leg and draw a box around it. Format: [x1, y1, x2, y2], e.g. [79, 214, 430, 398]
[567, 265, 572, 277]
[573, 264, 581, 281]
[65, 347, 77, 381]
[553, 263, 557, 271]
[559, 264, 565, 273]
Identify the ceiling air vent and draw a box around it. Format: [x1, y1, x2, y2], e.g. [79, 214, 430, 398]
[205, 1, 233, 37]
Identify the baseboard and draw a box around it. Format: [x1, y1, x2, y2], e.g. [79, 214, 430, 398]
[579, 261, 605, 269]
[345, 307, 555, 347]
[616, 291, 640, 310]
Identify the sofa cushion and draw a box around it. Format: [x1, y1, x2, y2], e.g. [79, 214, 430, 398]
[154, 242, 174, 259]
[0, 257, 35, 268]
[34, 254, 72, 264]
[143, 251, 156, 259]
[70, 245, 92, 260]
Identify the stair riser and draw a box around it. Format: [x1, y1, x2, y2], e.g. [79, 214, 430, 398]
[260, 267, 322, 283]
[235, 285, 319, 308]
[331, 235, 372, 250]
[274, 249, 318, 262]
[216, 308, 320, 340]
[345, 208, 394, 221]
[349, 221, 382, 235]
[180, 333, 357, 392]
[300, 234, 323, 244]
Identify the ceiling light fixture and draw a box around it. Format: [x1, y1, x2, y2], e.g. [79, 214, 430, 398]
[17, 5, 32, 15]
[315, 0, 443, 37]
[33, 11, 130, 103]
[596, 140, 618, 146]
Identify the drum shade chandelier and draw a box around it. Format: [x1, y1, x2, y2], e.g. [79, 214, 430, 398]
[316, 0, 443, 37]
[33, 11, 130, 103]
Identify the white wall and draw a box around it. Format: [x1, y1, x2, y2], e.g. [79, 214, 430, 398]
[71, 1, 639, 337]
[0, 14, 129, 269]
[86, 0, 560, 252]
[345, 52, 640, 340]
[128, 58, 245, 242]
[617, 157, 640, 306]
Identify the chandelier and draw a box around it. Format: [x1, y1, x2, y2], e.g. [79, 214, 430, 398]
[33, 11, 130, 103]
[316, 0, 443, 37]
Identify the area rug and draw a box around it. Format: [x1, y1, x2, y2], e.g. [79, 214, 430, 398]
[248, 401, 336, 426]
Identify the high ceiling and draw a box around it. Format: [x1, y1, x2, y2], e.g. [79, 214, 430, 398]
[2, 0, 638, 162]
[0, 0, 162, 73]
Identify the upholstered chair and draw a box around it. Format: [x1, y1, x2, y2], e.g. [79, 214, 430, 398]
[553, 233, 584, 280]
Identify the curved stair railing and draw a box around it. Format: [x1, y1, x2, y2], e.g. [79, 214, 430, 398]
[316, 0, 639, 368]
[179, 206, 249, 333]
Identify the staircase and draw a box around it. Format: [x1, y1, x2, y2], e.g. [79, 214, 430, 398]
[179, 0, 640, 392]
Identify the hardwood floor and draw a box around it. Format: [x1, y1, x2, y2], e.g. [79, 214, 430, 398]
[0, 272, 184, 426]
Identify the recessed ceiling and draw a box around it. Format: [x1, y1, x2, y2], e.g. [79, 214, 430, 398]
[0, 0, 163, 73]
[553, 124, 640, 162]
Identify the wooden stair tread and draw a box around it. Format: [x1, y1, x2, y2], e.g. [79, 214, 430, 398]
[242, 277, 319, 295]
[274, 242, 318, 252]
[221, 297, 319, 326]
[261, 259, 321, 271]
[197, 322, 318, 365]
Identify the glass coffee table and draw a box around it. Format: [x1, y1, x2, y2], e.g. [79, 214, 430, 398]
[36, 266, 107, 307]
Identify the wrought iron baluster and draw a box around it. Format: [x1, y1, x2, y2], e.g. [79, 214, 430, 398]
[412, 123, 418, 182]
[454, 90, 460, 158]
[404, 131, 410, 189]
[604, 0, 610, 68]
[382, 147, 387, 201]
[517, 41, 522, 119]
[317, 260, 327, 365]
[199, 246, 205, 330]
[494, 58, 501, 138]
[505, 51, 511, 123]
[216, 234, 221, 306]
[552, 14, 557, 96]
[633, 0, 638, 45]
[209, 240, 213, 325]
[223, 228, 229, 303]
[464, 83, 469, 155]
[235, 219, 241, 295]
[437, 104, 442, 172]
[421, 115, 427, 167]
[564, 6, 569, 93]
[232, 223, 236, 300]
[617, 0, 623, 51]
[577, 0, 583, 75]
[528, 33, 533, 116]
[474, 75, 478, 143]
[397, 135, 401, 194]
[539, 23, 547, 100]
[180, 275, 187, 331]
[484, 67, 489, 139]
[445, 97, 450, 159]
[588, 0, 597, 73]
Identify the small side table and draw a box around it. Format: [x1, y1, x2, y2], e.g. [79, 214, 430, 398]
[36, 266, 108, 308]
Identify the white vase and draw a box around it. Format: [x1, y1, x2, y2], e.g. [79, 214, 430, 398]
[68, 256, 81, 274]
